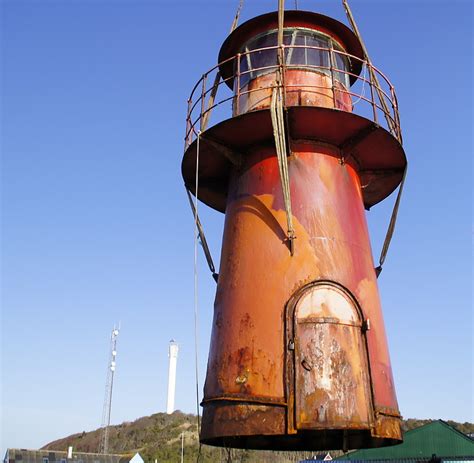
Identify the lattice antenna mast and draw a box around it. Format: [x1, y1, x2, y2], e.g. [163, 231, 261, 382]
[99, 325, 119, 454]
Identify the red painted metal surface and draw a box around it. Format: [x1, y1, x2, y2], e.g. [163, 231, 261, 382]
[182, 108, 405, 213]
[182, 10, 406, 450]
[235, 70, 352, 115]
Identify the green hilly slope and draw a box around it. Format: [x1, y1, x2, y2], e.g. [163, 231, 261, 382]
[42, 412, 474, 463]
[41, 411, 321, 462]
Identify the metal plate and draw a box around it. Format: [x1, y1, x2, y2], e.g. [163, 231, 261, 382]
[294, 285, 372, 430]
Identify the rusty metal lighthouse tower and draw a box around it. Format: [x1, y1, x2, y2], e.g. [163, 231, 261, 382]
[182, 2, 406, 451]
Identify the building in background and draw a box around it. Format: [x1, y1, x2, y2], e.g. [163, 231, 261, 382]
[127, 454, 143, 463]
[3, 449, 138, 463]
[336, 421, 474, 462]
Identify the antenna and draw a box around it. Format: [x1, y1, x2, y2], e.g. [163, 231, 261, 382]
[166, 339, 179, 414]
[99, 325, 120, 454]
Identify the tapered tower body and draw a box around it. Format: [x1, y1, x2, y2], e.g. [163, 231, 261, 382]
[182, 9, 406, 450]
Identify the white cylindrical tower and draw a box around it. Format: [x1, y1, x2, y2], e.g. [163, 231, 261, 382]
[166, 339, 179, 414]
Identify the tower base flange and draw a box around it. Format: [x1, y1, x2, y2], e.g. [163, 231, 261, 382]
[200, 401, 402, 450]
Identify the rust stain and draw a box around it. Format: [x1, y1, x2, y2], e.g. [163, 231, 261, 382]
[193, 12, 403, 450]
[235, 70, 352, 116]
[201, 141, 402, 445]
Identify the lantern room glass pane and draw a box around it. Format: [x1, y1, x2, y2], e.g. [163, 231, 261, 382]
[334, 51, 350, 87]
[236, 28, 349, 88]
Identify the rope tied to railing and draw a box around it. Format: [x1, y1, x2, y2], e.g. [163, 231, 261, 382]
[342, 0, 399, 141]
[351, 61, 368, 107]
[342, 0, 407, 275]
[201, 0, 244, 132]
[185, 0, 247, 285]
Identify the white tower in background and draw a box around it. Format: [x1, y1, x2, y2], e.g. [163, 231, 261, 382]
[166, 340, 179, 414]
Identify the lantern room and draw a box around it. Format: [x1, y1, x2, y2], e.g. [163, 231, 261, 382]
[217, 11, 364, 115]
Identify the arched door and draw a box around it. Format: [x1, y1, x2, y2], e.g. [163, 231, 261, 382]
[291, 283, 372, 430]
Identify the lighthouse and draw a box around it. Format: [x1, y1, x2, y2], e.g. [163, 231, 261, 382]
[166, 340, 179, 415]
[182, 7, 406, 451]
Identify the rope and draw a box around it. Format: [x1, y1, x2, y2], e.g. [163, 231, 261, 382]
[188, 0, 246, 281]
[270, 0, 296, 255]
[196, 443, 202, 463]
[342, 0, 398, 139]
[185, 188, 218, 282]
[201, 0, 244, 132]
[375, 166, 407, 276]
[231, 0, 244, 31]
[271, 87, 296, 255]
[193, 132, 201, 436]
[341, 0, 407, 274]
[277, 0, 285, 75]
[351, 61, 368, 107]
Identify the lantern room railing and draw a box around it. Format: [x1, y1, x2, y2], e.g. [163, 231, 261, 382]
[184, 45, 402, 150]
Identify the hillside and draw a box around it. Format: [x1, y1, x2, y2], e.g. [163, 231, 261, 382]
[42, 412, 474, 463]
[41, 411, 321, 462]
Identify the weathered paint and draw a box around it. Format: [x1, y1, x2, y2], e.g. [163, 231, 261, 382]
[200, 141, 402, 449]
[294, 284, 372, 430]
[183, 10, 404, 451]
[235, 70, 351, 116]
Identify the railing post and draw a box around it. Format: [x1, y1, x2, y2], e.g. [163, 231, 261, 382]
[185, 98, 193, 149]
[368, 64, 378, 125]
[280, 44, 286, 106]
[200, 74, 207, 133]
[329, 41, 337, 108]
[390, 85, 401, 142]
[236, 53, 241, 115]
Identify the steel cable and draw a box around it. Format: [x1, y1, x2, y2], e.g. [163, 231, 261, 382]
[193, 132, 201, 437]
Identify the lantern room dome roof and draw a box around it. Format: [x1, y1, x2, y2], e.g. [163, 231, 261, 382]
[218, 10, 365, 87]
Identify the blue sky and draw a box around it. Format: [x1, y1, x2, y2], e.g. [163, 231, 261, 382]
[1, 0, 472, 453]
